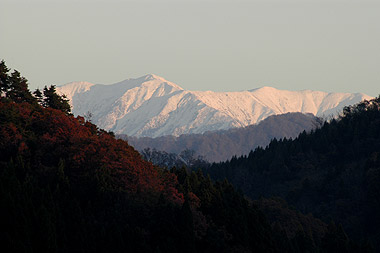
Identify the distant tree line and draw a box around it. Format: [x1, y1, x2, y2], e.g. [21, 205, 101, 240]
[140, 147, 209, 169]
[205, 95, 380, 251]
[0, 60, 372, 252]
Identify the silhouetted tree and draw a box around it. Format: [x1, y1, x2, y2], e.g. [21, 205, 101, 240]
[33, 88, 43, 104]
[6, 70, 35, 104]
[0, 60, 10, 96]
[43, 85, 71, 114]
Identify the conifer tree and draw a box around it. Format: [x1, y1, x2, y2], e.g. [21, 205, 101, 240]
[7, 70, 36, 104]
[33, 88, 43, 105]
[0, 60, 10, 97]
[43, 85, 71, 114]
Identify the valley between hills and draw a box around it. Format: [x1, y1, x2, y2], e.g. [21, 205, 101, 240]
[1, 61, 379, 252]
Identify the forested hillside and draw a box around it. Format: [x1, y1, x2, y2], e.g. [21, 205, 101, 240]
[124, 112, 319, 162]
[0, 61, 371, 252]
[206, 96, 380, 251]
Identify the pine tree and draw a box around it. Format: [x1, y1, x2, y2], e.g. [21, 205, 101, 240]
[7, 70, 36, 104]
[43, 85, 71, 114]
[33, 88, 43, 105]
[0, 60, 10, 97]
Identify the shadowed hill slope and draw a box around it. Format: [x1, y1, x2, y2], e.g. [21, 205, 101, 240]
[124, 112, 319, 162]
[1, 60, 370, 252]
[206, 96, 380, 251]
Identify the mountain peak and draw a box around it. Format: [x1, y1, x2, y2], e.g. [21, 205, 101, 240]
[140, 74, 165, 81]
[59, 81, 94, 88]
[135, 74, 184, 91]
[248, 86, 278, 92]
[56, 81, 95, 99]
[57, 76, 372, 138]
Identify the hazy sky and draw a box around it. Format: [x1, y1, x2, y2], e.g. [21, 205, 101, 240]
[1, 0, 379, 96]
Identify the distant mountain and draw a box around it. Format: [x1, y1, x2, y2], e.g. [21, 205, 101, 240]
[1, 61, 371, 253]
[123, 112, 320, 162]
[57, 75, 372, 138]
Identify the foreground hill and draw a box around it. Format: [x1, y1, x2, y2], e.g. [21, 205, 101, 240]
[57, 74, 371, 138]
[206, 96, 380, 251]
[0, 62, 273, 252]
[124, 112, 319, 162]
[0, 61, 371, 252]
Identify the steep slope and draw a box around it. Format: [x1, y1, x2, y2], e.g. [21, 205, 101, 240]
[1, 60, 369, 253]
[124, 112, 319, 162]
[206, 96, 380, 251]
[57, 75, 372, 137]
[1, 98, 283, 253]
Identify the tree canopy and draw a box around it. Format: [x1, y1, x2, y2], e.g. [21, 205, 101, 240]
[206, 95, 380, 251]
[0, 60, 71, 114]
[0, 60, 372, 252]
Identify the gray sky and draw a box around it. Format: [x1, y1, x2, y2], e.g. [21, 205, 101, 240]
[1, 0, 379, 96]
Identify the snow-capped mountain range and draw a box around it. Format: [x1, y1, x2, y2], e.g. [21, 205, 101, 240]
[57, 74, 372, 138]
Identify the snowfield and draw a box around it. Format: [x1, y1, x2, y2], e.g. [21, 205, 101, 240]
[57, 74, 372, 137]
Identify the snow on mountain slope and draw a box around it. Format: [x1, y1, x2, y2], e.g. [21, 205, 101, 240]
[57, 74, 372, 138]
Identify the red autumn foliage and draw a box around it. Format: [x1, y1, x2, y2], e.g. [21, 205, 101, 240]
[0, 100, 184, 204]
